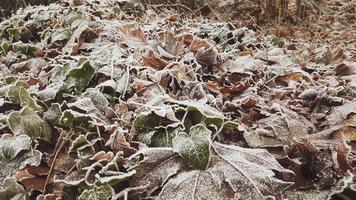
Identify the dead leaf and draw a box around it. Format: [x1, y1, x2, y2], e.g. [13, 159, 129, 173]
[142, 50, 168, 70]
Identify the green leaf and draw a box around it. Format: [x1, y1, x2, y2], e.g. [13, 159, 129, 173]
[0, 41, 10, 54]
[59, 110, 93, 127]
[96, 171, 135, 186]
[51, 28, 71, 46]
[12, 41, 40, 57]
[7, 81, 29, 104]
[173, 124, 212, 170]
[43, 103, 62, 125]
[69, 134, 88, 153]
[134, 113, 162, 132]
[78, 185, 112, 200]
[152, 126, 180, 147]
[83, 89, 109, 107]
[61, 59, 95, 93]
[19, 87, 43, 112]
[183, 106, 224, 132]
[37, 83, 61, 101]
[0, 134, 41, 182]
[50, 64, 70, 82]
[138, 124, 182, 147]
[7, 106, 51, 141]
[0, 177, 25, 199]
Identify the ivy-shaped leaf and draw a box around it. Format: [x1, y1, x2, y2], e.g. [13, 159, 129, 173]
[50, 64, 70, 83]
[0, 134, 41, 182]
[12, 41, 40, 57]
[78, 185, 112, 200]
[83, 88, 109, 107]
[0, 177, 25, 200]
[43, 103, 62, 126]
[173, 124, 212, 170]
[181, 106, 224, 132]
[61, 59, 95, 93]
[59, 110, 93, 127]
[19, 87, 43, 112]
[134, 112, 163, 133]
[7, 106, 51, 141]
[7, 80, 29, 104]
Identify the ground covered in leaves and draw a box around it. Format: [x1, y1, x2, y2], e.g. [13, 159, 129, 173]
[0, 0, 355, 200]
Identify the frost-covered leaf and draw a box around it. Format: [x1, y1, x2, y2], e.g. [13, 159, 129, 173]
[43, 103, 62, 125]
[173, 124, 212, 170]
[10, 57, 47, 74]
[129, 148, 183, 196]
[19, 87, 43, 112]
[51, 28, 71, 46]
[7, 81, 29, 104]
[181, 105, 224, 132]
[61, 59, 95, 93]
[134, 112, 164, 133]
[12, 41, 41, 57]
[78, 185, 112, 200]
[135, 104, 224, 148]
[0, 134, 41, 182]
[83, 89, 109, 107]
[50, 64, 70, 83]
[326, 101, 356, 126]
[244, 106, 314, 147]
[7, 106, 51, 140]
[59, 110, 93, 127]
[67, 97, 97, 113]
[0, 177, 25, 200]
[0, 134, 31, 160]
[130, 142, 292, 199]
[69, 134, 88, 153]
[37, 83, 61, 101]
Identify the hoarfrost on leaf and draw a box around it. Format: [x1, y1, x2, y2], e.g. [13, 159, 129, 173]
[173, 124, 212, 170]
[0, 134, 41, 182]
[7, 106, 51, 141]
[78, 185, 113, 200]
[129, 142, 293, 200]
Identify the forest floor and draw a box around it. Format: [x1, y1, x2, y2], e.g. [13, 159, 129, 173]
[0, 0, 355, 200]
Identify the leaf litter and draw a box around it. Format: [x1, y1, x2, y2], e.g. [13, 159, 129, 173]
[0, 0, 355, 200]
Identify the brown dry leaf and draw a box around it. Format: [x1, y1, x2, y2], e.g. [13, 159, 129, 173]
[15, 166, 48, 192]
[334, 63, 352, 76]
[183, 34, 193, 46]
[20, 176, 47, 192]
[119, 24, 147, 48]
[326, 101, 356, 126]
[331, 48, 344, 63]
[291, 127, 354, 175]
[189, 38, 211, 54]
[195, 47, 218, 67]
[142, 50, 168, 70]
[278, 72, 303, 83]
[207, 80, 250, 97]
[341, 115, 356, 142]
[168, 15, 179, 22]
[159, 32, 183, 57]
[106, 128, 137, 156]
[220, 80, 251, 96]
